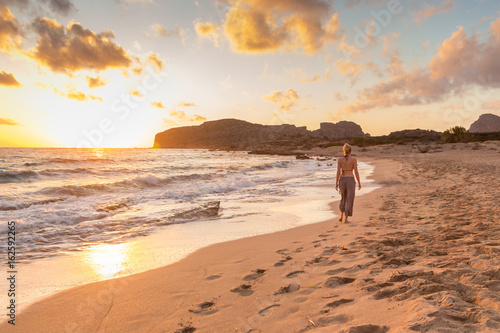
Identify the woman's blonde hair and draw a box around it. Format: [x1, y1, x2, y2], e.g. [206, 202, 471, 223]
[343, 143, 352, 155]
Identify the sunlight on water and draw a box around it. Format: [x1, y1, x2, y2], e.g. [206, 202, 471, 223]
[84, 243, 131, 279]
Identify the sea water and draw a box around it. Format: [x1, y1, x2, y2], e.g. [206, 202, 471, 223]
[0, 148, 376, 309]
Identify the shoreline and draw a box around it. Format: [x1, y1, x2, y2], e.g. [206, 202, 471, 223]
[4, 143, 500, 332]
[4, 157, 376, 312]
[3, 157, 394, 331]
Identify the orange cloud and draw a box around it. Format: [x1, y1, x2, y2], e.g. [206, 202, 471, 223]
[148, 23, 182, 39]
[151, 101, 165, 109]
[164, 110, 207, 126]
[53, 86, 103, 102]
[194, 21, 221, 46]
[30, 18, 131, 73]
[176, 101, 197, 107]
[0, 70, 21, 86]
[89, 95, 103, 102]
[0, 117, 20, 125]
[147, 53, 164, 71]
[130, 88, 145, 97]
[86, 75, 107, 88]
[223, 0, 343, 54]
[335, 59, 362, 77]
[0, 4, 22, 53]
[412, 0, 454, 24]
[263, 89, 300, 111]
[340, 18, 500, 114]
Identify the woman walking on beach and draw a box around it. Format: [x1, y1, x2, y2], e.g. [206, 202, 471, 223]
[335, 143, 361, 223]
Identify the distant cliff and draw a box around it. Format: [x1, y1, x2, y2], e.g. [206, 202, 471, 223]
[469, 113, 500, 133]
[153, 119, 367, 149]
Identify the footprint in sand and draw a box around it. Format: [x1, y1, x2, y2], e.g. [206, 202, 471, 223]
[285, 270, 305, 278]
[326, 267, 349, 275]
[204, 274, 221, 281]
[243, 269, 267, 281]
[174, 326, 196, 333]
[188, 301, 217, 315]
[342, 324, 389, 333]
[258, 304, 280, 316]
[274, 284, 300, 295]
[325, 298, 354, 309]
[317, 313, 352, 326]
[230, 284, 254, 296]
[322, 276, 355, 288]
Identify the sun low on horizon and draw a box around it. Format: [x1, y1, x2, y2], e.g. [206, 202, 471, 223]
[0, 0, 499, 148]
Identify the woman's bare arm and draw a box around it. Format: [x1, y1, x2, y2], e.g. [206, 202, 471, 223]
[335, 158, 341, 190]
[354, 159, 361, 190]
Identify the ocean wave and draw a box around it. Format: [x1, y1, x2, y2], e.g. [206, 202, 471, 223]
[243, 160, 291, 172]
[0, 201, 221, 262]
[0, 170, 40, 183]
[23, 157, 114, 167]
[37, 173, 215, 197]
[0, 198, 66, 211]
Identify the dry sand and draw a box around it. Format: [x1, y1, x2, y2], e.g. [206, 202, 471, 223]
[3, 141, 500, 332]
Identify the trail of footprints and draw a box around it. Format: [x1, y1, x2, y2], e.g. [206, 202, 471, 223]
[181, 205, 500, 332]
[182, 229, 392, 332]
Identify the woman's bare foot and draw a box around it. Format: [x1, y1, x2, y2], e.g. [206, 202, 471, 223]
[339, 214, 343, 222]
[344, 217, 349, 223]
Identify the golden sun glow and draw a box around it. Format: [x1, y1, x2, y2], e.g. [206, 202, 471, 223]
[85, 243, 131, 279]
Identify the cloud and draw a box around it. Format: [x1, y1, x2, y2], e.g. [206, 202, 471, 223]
[286, 67, 332, 83]
[1, 0, 75, 16]
[147, 23, 182, 39]
[0, 70, 21, 86]
[411, 0, 454, 24]
[176, 101, 197, 107]
[147, 53, 164, 71]
[53, 85, 102, 101]
[194, 21, 221, 46]
[150, 101, 165, 109]
[86, 75, 107, 88]
[0, 4, 22, 53]
[482, 99, 500, 110]
[0, 117, 20, 125]
[29, 18, 131, 73]
[41, 0, 76, 16]
[130, 87, 145, 97]
[339, 18, 500, 114]
[263, 89, 300, 111]
[429, 20, 500, 86]
[335, 58, 362, 77]
[222, 0, 343, 54]
[164, 110, 207, 126]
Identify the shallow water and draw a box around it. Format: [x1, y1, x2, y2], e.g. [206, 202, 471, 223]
[0, 148, 377, 309]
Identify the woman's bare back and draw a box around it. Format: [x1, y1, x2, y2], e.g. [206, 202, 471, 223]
[339, 156, 356, 177]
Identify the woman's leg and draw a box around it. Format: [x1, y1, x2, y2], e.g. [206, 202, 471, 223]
[339, 178, 347, 222]
[344, 178, 356, 221]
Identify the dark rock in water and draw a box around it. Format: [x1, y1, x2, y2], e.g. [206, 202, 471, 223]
[469, 113, 500, 133]
[170, 201, 220, 220]
[295, 154, 310, 160]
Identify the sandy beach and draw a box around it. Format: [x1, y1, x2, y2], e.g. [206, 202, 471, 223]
[4, 142, 500, 332]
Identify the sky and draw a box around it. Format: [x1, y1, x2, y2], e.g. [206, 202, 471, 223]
[0, 0, 499, 148]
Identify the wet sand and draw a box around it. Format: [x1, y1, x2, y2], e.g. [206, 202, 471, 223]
[3, 141, 500, 332]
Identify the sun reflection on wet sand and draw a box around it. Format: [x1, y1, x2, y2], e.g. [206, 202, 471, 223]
[84, 243, 131, 279]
